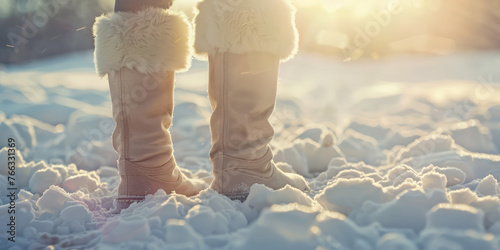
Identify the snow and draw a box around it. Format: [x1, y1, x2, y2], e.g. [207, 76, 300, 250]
[476, 175, 500, 196]
[2, 50, 500, 249]
[29, 167, 63, 194]
[426, 203, 484, 231]
[316, 178, 391, 214]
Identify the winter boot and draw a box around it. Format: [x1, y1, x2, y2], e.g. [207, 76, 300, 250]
[93, 7, 203, 210]
[193, 0, 309, 201]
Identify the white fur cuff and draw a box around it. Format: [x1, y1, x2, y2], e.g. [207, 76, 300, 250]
[93, 8, 192, 76]
[193, 0, 299, 62]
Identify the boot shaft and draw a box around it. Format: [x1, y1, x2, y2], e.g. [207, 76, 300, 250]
[196, 0, 309, 197]
[93, 7, 203, 206]
[108, 68, 175, 168]
[208, 52, 280, 162]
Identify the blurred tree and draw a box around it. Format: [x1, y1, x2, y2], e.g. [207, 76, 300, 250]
[0, 0, 499, 64]
[0, 0, 112, 64]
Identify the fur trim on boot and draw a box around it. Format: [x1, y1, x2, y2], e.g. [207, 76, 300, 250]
[193, 0, 299, 62]
[93, 7, 192, 76]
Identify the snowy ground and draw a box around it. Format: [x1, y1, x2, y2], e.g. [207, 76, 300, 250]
[2, 51, 500, 249]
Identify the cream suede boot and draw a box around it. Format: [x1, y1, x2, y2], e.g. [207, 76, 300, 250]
[194, 0, 309, 201]
[93, 7, 203, 209]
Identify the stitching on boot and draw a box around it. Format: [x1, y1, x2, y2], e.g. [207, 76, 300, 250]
[144, 168, 182, 184]
[219, 148, 274, 170]
[229, 165, 276, 181]
[119, 69, 130, 195]
[221, 52, 230, 194]
[123, 157, 175, 175]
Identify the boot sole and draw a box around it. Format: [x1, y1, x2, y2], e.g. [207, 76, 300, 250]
[114, 197, 145, 212]
[225, 192, 249, 202]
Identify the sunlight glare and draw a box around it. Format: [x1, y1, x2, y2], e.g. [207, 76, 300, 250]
[316, 30, 349, 48]
[352, 3, 373, 18]
[293, 0, 321, 8]
[321, 0, 346, 13]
